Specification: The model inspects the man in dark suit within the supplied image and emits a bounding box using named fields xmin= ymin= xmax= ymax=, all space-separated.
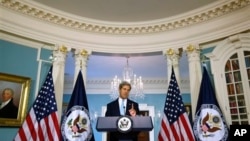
xmin=105 ymin=81 xmax=140 ymax=141
xmin=0 ymin=88 xmax=18 ymax=118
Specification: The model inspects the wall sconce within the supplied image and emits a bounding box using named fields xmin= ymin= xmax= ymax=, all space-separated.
xmin=156 ymin=110 xmax=162 ymax=119
xmin=49 ymin=54 xmax=57 ymax=62
xmin=90 ymin=111 xmax=98 ymax=123
xmin=155 ymin=110 xmax=162 ymax=123
xmin=94 ymin=111 xmax=98 ymax=120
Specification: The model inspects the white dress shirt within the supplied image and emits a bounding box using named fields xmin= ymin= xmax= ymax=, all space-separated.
xmin=119 ymin=97 xmax=127 ymax=115
xmin=0 ymin=99 xmax=11 ymax=109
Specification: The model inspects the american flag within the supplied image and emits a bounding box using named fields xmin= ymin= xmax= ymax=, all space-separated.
xmin=14 ymin=66 xmax=61 ymax=141
xmin=158 ymin=67 xmax=195 ymax=141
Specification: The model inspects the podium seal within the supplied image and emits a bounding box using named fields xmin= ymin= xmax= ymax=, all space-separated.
xmin=117 ymin=116 xmax=133 ymax=133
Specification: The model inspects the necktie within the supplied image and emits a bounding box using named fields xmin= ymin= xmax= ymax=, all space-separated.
xmin=120 ymin=99 xmax=125 ymax=115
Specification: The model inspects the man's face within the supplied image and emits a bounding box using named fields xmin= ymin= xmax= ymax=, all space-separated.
xmin=119 ymin=85 xmax=131 ymax=99
xmin=2 ymin=89 xmax=13 ymax=102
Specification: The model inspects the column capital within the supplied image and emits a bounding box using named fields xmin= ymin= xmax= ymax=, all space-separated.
xmin=74 ymin=49 xmax=92 ymax=58
xmin=73 ymin=48 xmax=91 ymax=86
xmin=163 ymin=48 xmax=183 ymax=57
xmin=54 ymin=45 xmax=69 ymax=54
xmin=162 ymin=48 xmax=182 ymax=86
xmin=52 ymin=45 xmax=68 ymax=66
xmin=185 ymin=44 xmax=201 ymax=63
xmin=73 ymin=48 xmax=91 ymax=69
xmin=163 ymin=48 xmax=183 ymax=68
xmin=185 ymin=44 xmax=200 ymax=53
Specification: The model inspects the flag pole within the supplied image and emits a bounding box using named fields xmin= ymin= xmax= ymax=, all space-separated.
xmin=80 ymin=60 xmax=82 ymax=70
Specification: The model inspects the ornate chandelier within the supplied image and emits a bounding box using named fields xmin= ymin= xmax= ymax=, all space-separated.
xmin=110 ymin=56 xmax=144 ymax=100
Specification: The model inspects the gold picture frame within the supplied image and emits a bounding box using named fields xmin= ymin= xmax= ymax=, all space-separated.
xmin=62 ymin=102 xmax=68 ymax=116
xmin=0 ymin=72 xmax=31 ymax=127
xmin=184 ymin=103 xmax=193 ymax=123
xmin=184 ymin=104 xmax=192 ymax=113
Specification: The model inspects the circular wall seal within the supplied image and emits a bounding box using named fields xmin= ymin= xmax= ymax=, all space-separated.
xmin=61 ymin=106 xmax=93 ymax=141
xmin=193 ymin=104 xmax=228 ymax=141
xmin=117 ymin=116 xmax=133 ymax=133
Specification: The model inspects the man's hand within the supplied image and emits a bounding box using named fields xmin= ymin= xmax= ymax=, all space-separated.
xmin=129 ymin=103 xmax=136 ymax=117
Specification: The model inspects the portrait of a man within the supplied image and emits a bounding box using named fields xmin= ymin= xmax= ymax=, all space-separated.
xmin=0 ymin=72 xmax=31 ymax=126
xmin=185 ymin=105 xmax=193 ymax=127
xmin=0 ymin=80 xmax=22 ymax=119
xmin=0 ymin=88 xmax=19 ymax=118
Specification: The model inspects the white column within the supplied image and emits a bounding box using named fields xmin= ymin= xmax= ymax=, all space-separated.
xmin=185 ymin=44 xmax=202 ymax=119
xmin=163 ymin=48 xmax=182 ymax=86
xmin=73 ymin=49 xmax=91 ymax=86
xmin=52 ymin=45 xmax=68 ymax=122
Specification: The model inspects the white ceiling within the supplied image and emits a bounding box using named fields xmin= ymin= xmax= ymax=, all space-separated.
xmin=34 ymin=0 xmax=217 ymax=22
xmin=33 ymin=0 xmax=211 ymax=79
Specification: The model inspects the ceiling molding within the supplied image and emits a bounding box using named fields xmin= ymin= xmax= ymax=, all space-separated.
xmin=1 ymin=0 xmax=249 ymax=35
xmin=0 ymin=30 xmax=53 ymax=49
xmin=1 ymin=0 xmax=249 ymax=54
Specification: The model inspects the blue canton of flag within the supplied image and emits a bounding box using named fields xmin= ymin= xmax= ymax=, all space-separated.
xmin=33 ymin=71 xmax=57 ymax=121
xmin=61 ymin=70 xmax=95 ymax=141
xmin=158 ymin=67 xmax=195 ymax=141
xmin=165 ymin=73 xmax=185 ymax=124
xmin=193 ymin=66 xmax=229 ymax=141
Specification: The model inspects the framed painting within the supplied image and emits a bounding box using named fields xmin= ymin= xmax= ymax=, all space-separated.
xmin=185 ymin=103 xmax=193 ymax=124
xmin=0 ymin=72 xmax=31 ymax=127
xmin=62 ymin=102 xmax=68 ymax=116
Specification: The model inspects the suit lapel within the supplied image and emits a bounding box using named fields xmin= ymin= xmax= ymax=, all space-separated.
xmin=126 ymin=99 xmax=132 ymax=115
xmin=114 ymin=99 xmax=121 ymax=116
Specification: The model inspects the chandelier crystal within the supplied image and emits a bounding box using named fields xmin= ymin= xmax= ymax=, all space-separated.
xmin=110 ymin=56 xmax=144 ymax=100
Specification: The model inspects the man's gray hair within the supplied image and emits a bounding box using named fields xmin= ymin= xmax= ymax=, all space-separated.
xmin=2 ymin=88 xmax=14 ymax=96
xmin=119 ymin=81 xmax=131 ymax=90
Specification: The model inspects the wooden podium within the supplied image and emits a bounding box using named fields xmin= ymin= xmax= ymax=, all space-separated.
xmin=96 ymin=116 xmax=153 ymax=141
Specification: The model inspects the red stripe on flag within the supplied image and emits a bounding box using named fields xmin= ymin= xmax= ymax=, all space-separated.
xmin=26 ymin=113 xmax=37 ymax=140
xmin=163 ymin=120 xmax=171 ymax=140
xmin=180 ymin=133 xmax=184 ymax=141
xmin=38 ymin=124 xmax=45 ymax=141
xmin=177 ymin=118 xmax=185 ymax=141
xmin=51 ymin=112 xmax=61 ymax=139
xmin=158 ymin=134 xmax=164 ymax=141
xmin=158 ymin=115 xmax=172 ymax=141
xmin=170 ymin=124 xmax=180 ymax=141
xmin=44 ymin=116 xmax=53 ymax=140
xmin=18 ymin=127 xmax=27 ymax=141
xmin=180 ymin=114 xmax=195 ymax=140
xmin=179 ymin=121 xmax=185 ymax=141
